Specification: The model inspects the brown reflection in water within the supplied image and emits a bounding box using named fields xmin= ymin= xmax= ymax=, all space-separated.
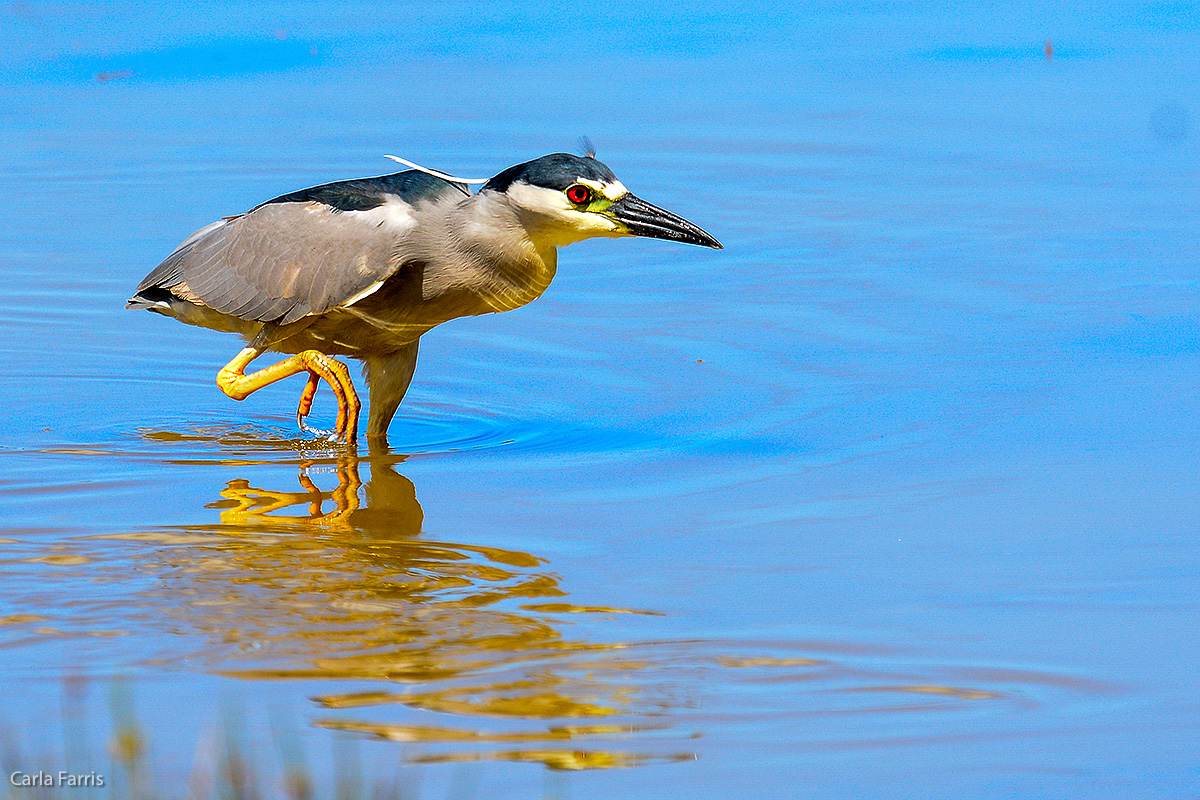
xmin=206 ymin=452 xmax=419 ymax=534
xmin=123 ymin=447 xmax=694 ymax=769
xmin=4 ymin=436 xmax=1028 ymax=771
xmin=410 ymin=748 xmax=695 ymax=770
xmin=317 ymin=720 xmax=695 ymax=770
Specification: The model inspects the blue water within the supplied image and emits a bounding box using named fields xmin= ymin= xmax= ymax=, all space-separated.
xmin=0 ymin=1 xmax=1197 ymax=797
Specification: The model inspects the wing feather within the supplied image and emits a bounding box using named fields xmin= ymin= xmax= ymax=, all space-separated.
xmin=135 ymin=171 xmax=468 ymax=324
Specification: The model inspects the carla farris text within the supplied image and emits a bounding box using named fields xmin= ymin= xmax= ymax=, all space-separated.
xmin=10 ymin=771 xmax=105 ymax=788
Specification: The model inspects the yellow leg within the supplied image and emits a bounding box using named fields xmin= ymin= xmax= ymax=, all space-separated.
xmin=216 ymin=347 xmax=361 ymax=444
xmin=297 ymin=372 xmax=320 ymax=418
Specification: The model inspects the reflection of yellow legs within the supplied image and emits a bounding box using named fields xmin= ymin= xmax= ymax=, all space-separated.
xmin=216 ymin=347 xmax=361 ymax=443
xmin=297 ymin=460 xmax=363 ymax=522
xmin=218 ymin=457 xmax=363 ymax=529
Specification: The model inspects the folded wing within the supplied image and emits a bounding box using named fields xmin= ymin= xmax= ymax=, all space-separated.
xmin=133 ymin=171 xmax=468 ymax=325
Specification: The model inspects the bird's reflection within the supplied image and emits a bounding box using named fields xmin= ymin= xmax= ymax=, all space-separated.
xmin=13 ymin=433 xmax=1020 ymax=774
xmin=146 ymin=443 xmax=691 ymax=770
xmin=209 ymin=449 xmax=421 ymax=535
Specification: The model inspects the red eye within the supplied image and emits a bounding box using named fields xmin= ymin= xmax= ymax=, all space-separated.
xmin=566 ymin=185 xmax=591 ymax=204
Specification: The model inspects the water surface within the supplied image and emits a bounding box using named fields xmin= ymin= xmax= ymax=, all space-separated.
xmin=0 ymin=1 xmax=1197 ymax=797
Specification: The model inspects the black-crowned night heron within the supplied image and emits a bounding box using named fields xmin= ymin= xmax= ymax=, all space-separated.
xmin=127 ymin=152 xmax=722 ymax=444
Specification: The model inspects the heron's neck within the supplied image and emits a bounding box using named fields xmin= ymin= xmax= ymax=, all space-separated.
xmin=448 ymin=193 xmax=559 ymax=313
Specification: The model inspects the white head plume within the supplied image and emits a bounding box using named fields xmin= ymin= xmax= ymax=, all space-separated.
xmin=383 ymin=155 xmax=489 ymax=185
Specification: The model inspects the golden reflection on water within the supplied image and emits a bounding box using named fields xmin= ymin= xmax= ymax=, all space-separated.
xmin=317 ymin=720 xmax=694 ymax=770
xmin=411 ymin=748 xmax=695 ymax=770
xmin=3 ymin=436 xmax=1019 ymax=771
xmin=118 ymin=446 xmax=696 ymax=768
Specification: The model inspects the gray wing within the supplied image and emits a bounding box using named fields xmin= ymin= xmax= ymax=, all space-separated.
xmin=134 ymin=171 xmax=468 ymax=325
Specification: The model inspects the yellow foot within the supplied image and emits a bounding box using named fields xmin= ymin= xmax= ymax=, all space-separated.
xmin=217 ymin=347 xmax=361 ymax=444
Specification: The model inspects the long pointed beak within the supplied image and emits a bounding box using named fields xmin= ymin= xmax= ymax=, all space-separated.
xmin=607 ymin=193 xmax=723 ymax=249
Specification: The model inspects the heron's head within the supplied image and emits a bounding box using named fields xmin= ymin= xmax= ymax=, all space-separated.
xmin=481 ymin=153 xmax=722 ymax=250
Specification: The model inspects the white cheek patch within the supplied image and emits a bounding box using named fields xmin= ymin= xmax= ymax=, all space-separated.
xmin=506 ymin=182 xmax=576 ymax=216
xmin=505 ymin=182 xmax=623 ymax=244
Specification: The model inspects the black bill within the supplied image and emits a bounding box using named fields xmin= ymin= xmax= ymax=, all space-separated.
xmin=608 ymin=193 xmax=723 ymax=249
